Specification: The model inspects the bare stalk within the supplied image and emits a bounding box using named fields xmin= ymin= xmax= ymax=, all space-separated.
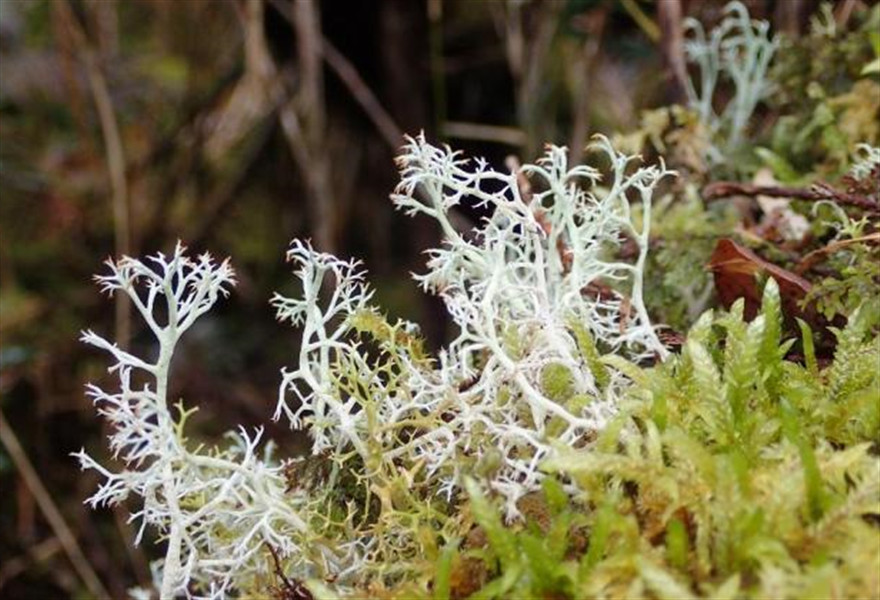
xmin=269 ymin=0 xmax=405 ymax=153
xmin=0 ymin=410 xmax=109 ymax=600
xmin=58 ymin=0 xmax=131 ymax=349
xmin=657 ymin=0 xmax=688 ymax=103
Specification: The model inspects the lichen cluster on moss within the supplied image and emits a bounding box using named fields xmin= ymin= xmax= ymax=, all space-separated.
xmin=370 ymin=282 xmax=879 ymax=600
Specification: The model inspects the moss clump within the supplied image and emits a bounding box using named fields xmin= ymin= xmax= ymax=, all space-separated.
xmin=390 ymin=280 xmax=880 ymax=600
xmin=540 ymin=362 xmax=575 ymax=403
xmin=569 ymin=319 xmax=611 ymax=391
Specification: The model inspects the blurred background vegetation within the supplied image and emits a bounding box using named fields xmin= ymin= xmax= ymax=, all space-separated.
xmin=0 ymin=0 xmax=875 ymax=598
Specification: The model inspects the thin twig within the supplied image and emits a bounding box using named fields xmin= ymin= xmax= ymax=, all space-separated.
xmin=269 ymin=0 xmax=405 ymax=152
xmin=835 ymin=0 xmax=858 ymax=28
xmin=703 ymin=181 xmax=880 ymax=212
xmin=0 ymin=538 xmax=63 ymax=590
xmin=505 ymin=155 xmax=532 ymax=203
xmin=567 ymin=6 xmax=607 ymax=161
xmin=111 ymin=504 xmax=152 ymax=592
xmin=795 ymin=232 xmax=880 ymax=275
xmin=293 ymin=0 xmax=325 ymax=140
xmin=58 ymin=0 xmax=131 ymax=348
xmin=657 ymin=0 xmax=688 ymax=104
xmin=519 ymin=2 xmax=559 ymax=156
xmin=293 ymin=0 xmax=334 ymax=253
xmin=443 ymin=121 xmax=526 ymax=147
xmin=189 ymin=118 xmax=276 ymax=247
xmin=620 ymin=0 xmax=660 ymax=42
xmin=265 ymin=543 xmax=312 ymax=600
xmin=428 ymin=0 xmax=447 ymax=140
xmin=321 ymin=38 xmax=404 ymax=149
xmin=0 ymin=410 xmax=110 ymax=600
xmin=284 ymin=0 xmax=334 ymax=252
xmin=774 ymin=0 xmax=806 ymax=36
xmin=57 ymin=7 xmax=150 ymax=586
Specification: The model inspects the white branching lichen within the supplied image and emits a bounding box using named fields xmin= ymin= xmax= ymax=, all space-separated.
xmin=684 ymin=1 xmax=778 ymax=155
xmin=74 ymin=245 xmax=333 ymax=599
xmin=80 ymin=136 xmax=674 ymax=597
xmin=849 ymin=144 xmax=880 ymax=181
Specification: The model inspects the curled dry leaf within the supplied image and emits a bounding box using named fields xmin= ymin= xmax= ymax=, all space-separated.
xmin=708 ymin=238 xmax=812 ymax=322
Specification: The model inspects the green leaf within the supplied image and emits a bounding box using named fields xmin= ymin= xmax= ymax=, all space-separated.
xmin=796 ymin=318 xmax=818 ymax=378
xmin=466 ymin=564 xmax=523 ymax=600
xmin=666 ymin=518 xmax=689 ymax=570
xmin=754 ymin=147 xmax=802 ymax=183
xmin=651 ymin=385 xmax=669 ymax=432
xmin=685 ymin=338 xmax=721 ymax=402
xmin=861 ymin=57 xmax=880 ymax=75
xmin=433 ymin=542 xmax=458 ymax=600
xmin=724 ymin=316 xmax=765 ymax=430
xmin=712 ymin=574 xmax=742 ymax=600
xmin=687 ymin=310 xmax=715 ymax=345
xmin=542 ymin=477 xmax=568 ymax=516
xmin=464 ymin=478 xmax=518 ymax=567
xmin=545 ymin=511 xmax=572 ymax=563
xmin=663 ymin=427 xmax=717 ymax=485
xmin=597 ymin=415 xmax=628 ymax=453
xmin=582 ymin=501 xmax=614 ymax=571
xmin=602 ymin=354 xmax=648 ymax=387
xmin=758 ymin=278 xmax=783 ymax=384
xmin=306 ymin=580 xmax=344 ymax=600
xmin=862 ymin=32 xmax=880 ymax=75
xmin=779 ymin=401 xmax=828 ymax=521
xmin=520 ymin=533 xmax=558 ymax=589
xmin=637 ymin=557 xmax=697 ymax=600
xmin=541 ymin=362 xmax=575 ymax=402
xmin=569 ymin=319 xmax=610 ymax=390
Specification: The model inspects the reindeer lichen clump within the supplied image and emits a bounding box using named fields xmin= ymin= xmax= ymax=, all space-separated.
xmin=74 ymin=246 xmax=350 ymax=598
xmin=78 ymin=136 xmax=673 ymax=597
xmin=683 ymin=1 xmax=778 ymax=158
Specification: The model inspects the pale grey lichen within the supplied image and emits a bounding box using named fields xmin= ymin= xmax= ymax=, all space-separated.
xmin=684 ymin=1 xmax=778 ymax=157
xmin=80 ymin=136 xmax=674 ymax=597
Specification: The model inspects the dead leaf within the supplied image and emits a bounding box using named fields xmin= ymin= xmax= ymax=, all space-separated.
xmin=708 ymin=238 xmax=812 ymax=322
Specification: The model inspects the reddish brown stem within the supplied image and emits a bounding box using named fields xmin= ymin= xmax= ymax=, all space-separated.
xmin=703 ymin=181 xmax=880 ymax=212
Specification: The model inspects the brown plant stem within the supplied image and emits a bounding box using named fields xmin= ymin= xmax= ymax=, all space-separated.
xmin=621 ymin=0 xmax=660 ymax=42
xmin=0 ymin=538 xmax=63 ymax=590
xmin=57 ymin=0 xmax=131 ymax=349
xmin=427 ymin=0 xmax=447 ymax=141
xmin=0 ymin=410 xmax=109 ymax=600
xmin=567 ymin=6 xmax=607 ymax=162
xmin=444 ymin=121 xmax=526 ymax=147
xmin=269 ymin=0 xmax=434 ymax=268
xmin=269 ymin=0 xmax=405 ymax=153
xmin=294 ymin=0 xmax=335 ymax=253
xmin=657 ymin=0 xmax=688 ymax=104
xmin=703 ymin=181 xmax=880 ymax=212
xmin=795 ymin=232 xmax=880 ymax=275
xmin=321 ymin=39 xmax=403 ymax=149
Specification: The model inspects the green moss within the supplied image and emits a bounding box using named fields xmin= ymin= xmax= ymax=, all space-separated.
xmin=540 ymin=362 xmax=575 ymax=403
xmin=397 ymin=283 xmax=880 ymax=600
xmin=568 ymin=319 xmax=610 ymax=391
